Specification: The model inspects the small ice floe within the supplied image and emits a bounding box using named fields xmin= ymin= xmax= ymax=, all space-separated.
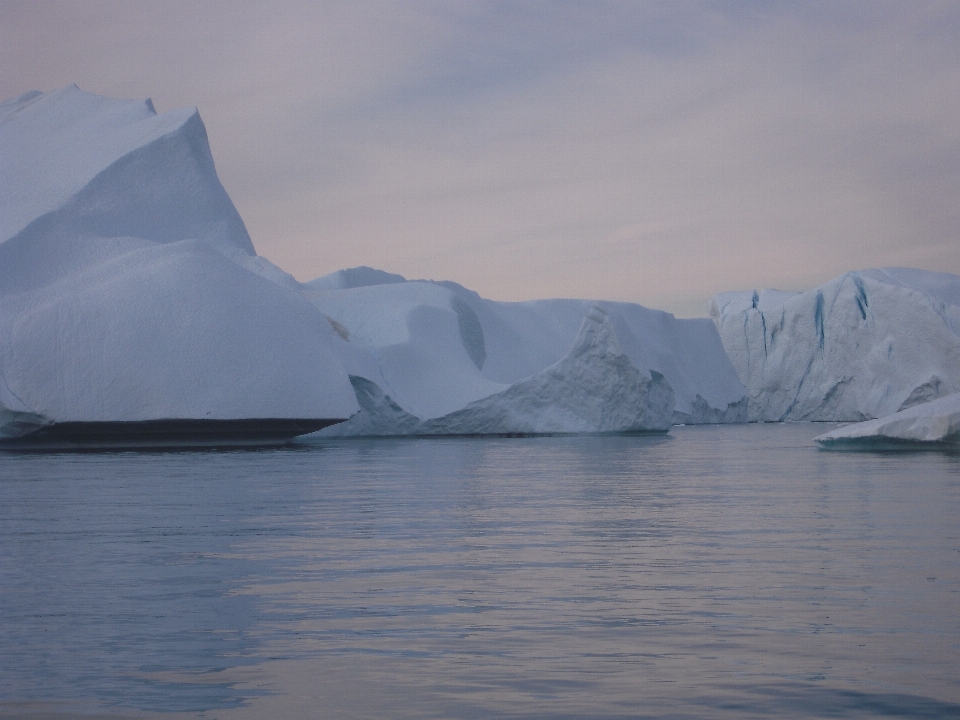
xmin=815 ymin=393 xmax=960 ymax=449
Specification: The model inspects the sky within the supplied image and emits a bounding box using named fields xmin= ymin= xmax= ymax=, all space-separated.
xmin=2 ymin=1 xmax=959 ymax=316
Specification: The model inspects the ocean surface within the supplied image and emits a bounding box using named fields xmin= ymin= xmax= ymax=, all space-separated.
xmin=1 ymin=423 xmax=958 ymax=719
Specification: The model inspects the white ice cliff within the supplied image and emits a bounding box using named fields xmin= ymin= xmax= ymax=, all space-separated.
xmin=815 ymin=392 xmax=960 ymax=448
xmin=0 ymin=86 xmax=358 ymax=437
xmin=710 ymin=268 xmax=960 ymax=422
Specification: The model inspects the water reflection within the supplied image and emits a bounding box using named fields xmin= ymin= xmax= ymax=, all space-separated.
xmin=1 ymin=425 xmax=958 ymax=717
xmin=0 ymin=451 xmax=272 ymax=712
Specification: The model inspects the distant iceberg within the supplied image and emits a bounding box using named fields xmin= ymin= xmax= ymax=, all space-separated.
xmin=815 ymin=393 xmax=960 ymax=449
xmin=710 ymin=268 xmax=960 ymax=422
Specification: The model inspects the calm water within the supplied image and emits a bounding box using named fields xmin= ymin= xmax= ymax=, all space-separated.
xmin=1 ymin=424 xmax=958 ymax=719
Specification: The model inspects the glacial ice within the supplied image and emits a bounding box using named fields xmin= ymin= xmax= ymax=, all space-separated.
xmin=815 ymin=392 xmax=960 ymax=448
xmin=710 ymin=268 xmax=960 ymax=422
xmin=0 ymin=84 xmax=747 ymax=440
xmin=304 ymin=280 xmax=507 ymax=421
xmin=0 ymin=85 xmax=358 ymax=436
xmin=305 ymin=266 xmax=407 ymax=293
xmin=306 ymin=269 xmax=747 ymax=435
xmin=419 ymin=305 xmax=674 ymax=435
xmin=320 ymin=305 xmax=675 ymax=436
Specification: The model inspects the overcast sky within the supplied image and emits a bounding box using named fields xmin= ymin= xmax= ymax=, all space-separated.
xmin=2 ymin=1 xmax=959 ymax=316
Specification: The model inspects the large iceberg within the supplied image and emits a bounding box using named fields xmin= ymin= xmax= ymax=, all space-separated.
xmin=305 ymin=270 xmax=747 ymax=436
xmin=1 ymin=85 xmax=749 ymax=442
xmin=321 ymin=305 xmax=675 ymax=436
xmin=710 ymin=268 xmax=960 ymax=422
xmin=420 ymin=306 xmax=674 ymax=435
xmin=0 ymin=86 xmax=358 ymax=442
xmin=815 ymin=392 xmax=960 ymax=448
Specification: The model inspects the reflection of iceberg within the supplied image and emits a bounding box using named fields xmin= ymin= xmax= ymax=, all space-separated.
xmin=0 ymin=86 xmax=357 ymax=444
xmin=815 ymin=393 xmax=960 ymax=449
xmin=711 ymin=268 xmax=960 ymax=422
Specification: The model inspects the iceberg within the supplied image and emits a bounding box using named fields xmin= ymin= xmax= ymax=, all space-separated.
xmin=1 ymin=85 xmax=748 ymax=442
xmin=710 ymin=268 xmax=960 ymax=422
xmin=0 ymin=86 xmax=358 ymax=444
xmin=307 ymin=269 xmax=747 ymax=436
xmin=815 ymin=393 xmax=960 ymax=448
xmin=419 ymin=305 xmax=674 ymax=435
xmin=304 ymin=280 xmax=506 ymax=421
xmin=320 ymin=305 xmax=674 ymax=436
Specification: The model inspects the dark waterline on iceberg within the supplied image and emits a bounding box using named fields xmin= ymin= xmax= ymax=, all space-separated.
xmin=1 ymin=424 xmax=958 ymax=718
xmin=0 ymin=418 xmax=345 ymax=451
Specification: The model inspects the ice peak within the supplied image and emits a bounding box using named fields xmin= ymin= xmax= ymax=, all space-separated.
xmin=0 ymin=85 xmax=254 ymax=255
xmin=570 ymin=304 xmax=621 ymax=359
xmin=306 ymin=266 xmax=408 ymax=292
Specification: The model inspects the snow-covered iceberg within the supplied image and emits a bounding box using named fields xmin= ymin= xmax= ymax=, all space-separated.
xmin=306 ymin=270 xmax=746 ymax=436
xmin=710 ymin=268 xmax=960 ymax=422
xmin=0 ymin=86 xmax=358 ymax=442
xmin=2 ymin=85 xmax=748 ymax=442
xmin=420 ymin=305 xmax=673 ymax=435
xmin=320 ymin=305 xmax=674 ymax=436
xmin=305 ymin=280 xmax=506 ymax=421
xmin=815 ymin=393 xmax=960 ymax=449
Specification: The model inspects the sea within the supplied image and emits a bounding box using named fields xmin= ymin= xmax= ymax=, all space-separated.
xmin=1 ymin=423 xmax=958 ymax=719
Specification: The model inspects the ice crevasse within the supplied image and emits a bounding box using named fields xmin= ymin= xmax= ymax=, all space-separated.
xmin=710 ymin=268 xmax=960 ymax=422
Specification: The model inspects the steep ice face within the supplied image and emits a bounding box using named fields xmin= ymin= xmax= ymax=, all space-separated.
xmin=420 ymin=305 xmax=674 ymax=435
xmin=0 ymin=87 xmax=358 ymax=435
xmin=710 ymin=268 xmax=960 ymax=421
xmin=0 ymin=85 xmax=255 ymax=258
xmin=314 ymin=375 xmax=423 ymax=437
xmin=815 ymin=392 xmax=960 ymax=447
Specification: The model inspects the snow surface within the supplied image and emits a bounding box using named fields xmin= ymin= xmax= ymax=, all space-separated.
xmin=305 ymin=269 xmax=747 ymax=434
xmin=303 ymin=280 xmax=506 ymax=420
xmin=0 ymin=86 xmax=358 ymax=435
xmin=305 ymin=266 xmax=407 ymax=293
xmin=815 ymin=392 xmax=960 ymax=447
xmin=710 ymin=268 xmax=960 ymax=422
xmin=1 ymin=85 xmax=255 ymax=255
